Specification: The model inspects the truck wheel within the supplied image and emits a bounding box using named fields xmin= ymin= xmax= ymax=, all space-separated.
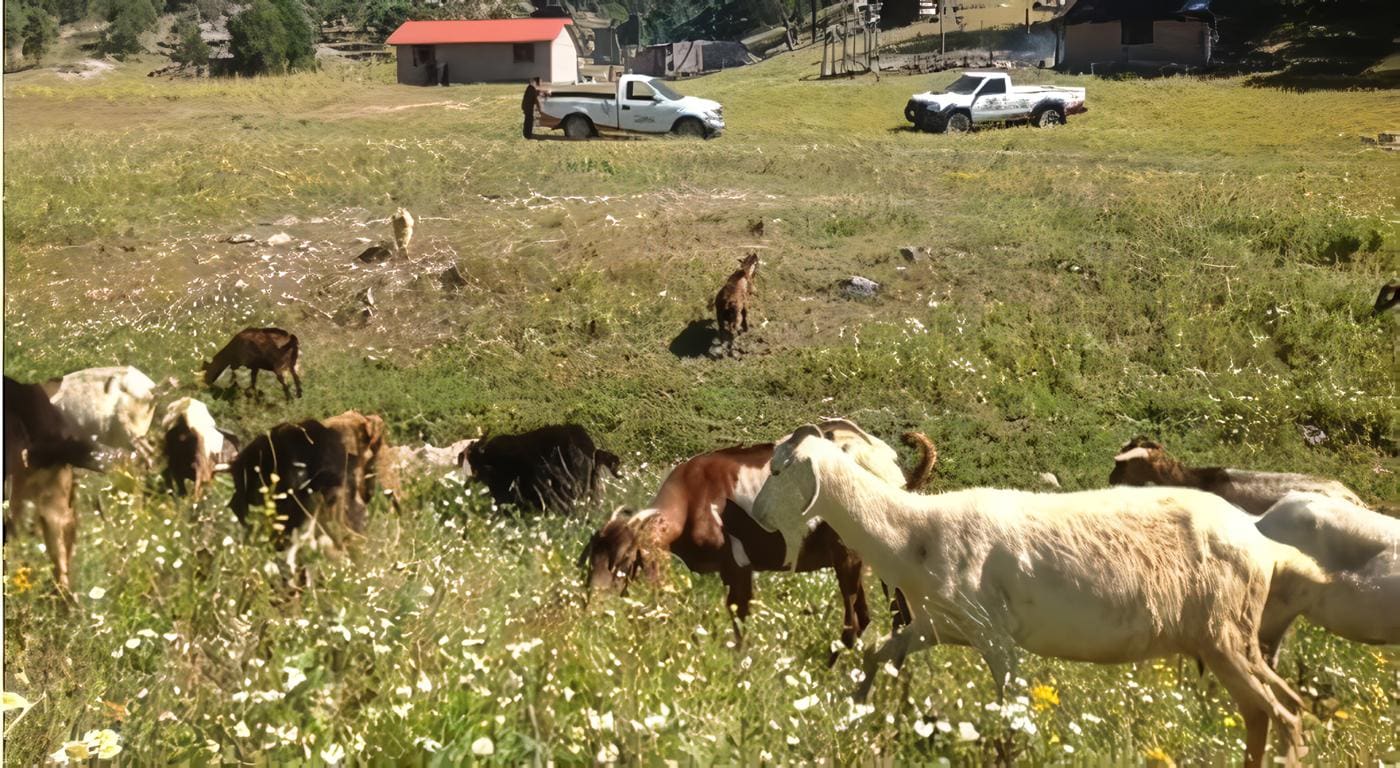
xmin=1033 ymin=105 xmax=1065 ymax=128
xmin=945 ymin=112 xmax=971 ymax=134
xmin=672 ymin=117 xmax=706 ymax=138
xmin=563 ymin=115 xmax=593 ymax=140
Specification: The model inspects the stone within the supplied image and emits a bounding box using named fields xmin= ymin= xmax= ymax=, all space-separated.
xmin=265 ymin=232 xmax=293 ymax=246
xmin=225 ymin=233 xmax=255 ymax=244
xmin=839 ymin=275 xmax=881 ymax=298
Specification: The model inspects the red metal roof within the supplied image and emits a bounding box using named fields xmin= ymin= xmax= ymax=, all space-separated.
xmin=386 ymin=18 xmax=573 ymax=46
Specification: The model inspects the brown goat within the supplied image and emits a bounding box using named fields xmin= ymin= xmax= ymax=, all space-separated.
xmin=202 ymin=327 xmax=302 ymax=400
xmin=4 ymin=376 xmax=102 ymax=597
xmin=1109 ymin=436 xmax=1366 ymax=515
xmin=714 ymin=253 xmax=759 ymax=346
xmin=322 ymin=410 xmax=402 ymax=530
xmin=580 ymin=423 xmax=935 ymax=662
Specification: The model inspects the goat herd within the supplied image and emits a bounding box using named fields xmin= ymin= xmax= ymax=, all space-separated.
xmin=4 ymin=314 xmax=1398 ymax=767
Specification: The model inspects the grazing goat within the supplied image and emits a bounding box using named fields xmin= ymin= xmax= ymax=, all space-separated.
xmin=1109 ymin=437 xmax=1365 ymax=515
xmin=579 ymin=421 xmax=936 ymax=660
xmin=751 ymin=426 xmax=1326 ymax=768
xmin=464 ymin=425 xmax=620 ymax=514
xmin=46 ymin=366 xmax=158 ymax=464
xmin=160 ymin=397 xmax=229 ymax=501
xmin=713 ymin=253 xmax=759 ymax=346
xmin=4 ymin=377 xmax=102 ymax=595
xmin=322 ymin=410 xmax=402 ymax=522
xmin=203 ymin=327 xmax=303 ymax=401
xmin=229 ymin=420 xmax=350 ymax=549
xmin=1257 ymin=492 xmax=1399 ymax=659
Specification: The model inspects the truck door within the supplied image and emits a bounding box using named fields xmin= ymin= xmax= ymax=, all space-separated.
xmin=620 ymin=79 xmax=663 ymax=132
xmin=971 ymin=77 xmax=1009 ymax=123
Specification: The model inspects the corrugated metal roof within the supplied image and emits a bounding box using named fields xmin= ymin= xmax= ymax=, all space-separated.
xmin=1057 ymin=0 xmax=1212 ymax=23
xmin=386 ymin=18 xmax=572 ymax=46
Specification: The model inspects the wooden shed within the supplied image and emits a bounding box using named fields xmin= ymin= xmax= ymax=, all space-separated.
xmin=387 ymin=18 xmax=578 ymax=85
xmin=1055 ymin=0 xmax=1214 ymax=73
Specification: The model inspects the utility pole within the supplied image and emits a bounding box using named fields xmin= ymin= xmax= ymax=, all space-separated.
xmin=939 ymin=0 xmax=945 ymax=57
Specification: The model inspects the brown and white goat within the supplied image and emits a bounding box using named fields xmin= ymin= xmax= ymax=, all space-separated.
xmin=713 ymin=253 xmax=758 ymax=346
xmin=4 ymin=376 xmax=103 ymax=596
xmin=1108 ymin=437 xmax=1365 ymax=515
xmin=322 ymin=410 xmax=402 ymax=527
xmin=160 ymin=397 xmax=236 ymax=501
xmin=202 ymin=327 xmax=303 ymax=401
xmin=580 ymin=421 xmax=935 ymax=661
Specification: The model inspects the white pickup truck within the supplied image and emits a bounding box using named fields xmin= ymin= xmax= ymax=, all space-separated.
xmin=904 ymin=71 xmax=1086 ymax=133
xmin=536 ymin=74 xmax=725 ymax=139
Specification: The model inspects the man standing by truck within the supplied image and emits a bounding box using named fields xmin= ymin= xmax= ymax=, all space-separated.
xmin=522 ymin=77 xmax=541 ymax=139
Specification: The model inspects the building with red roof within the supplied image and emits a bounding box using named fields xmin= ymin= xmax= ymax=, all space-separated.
xmin=387 ymin=18 xmax=578 ymax=85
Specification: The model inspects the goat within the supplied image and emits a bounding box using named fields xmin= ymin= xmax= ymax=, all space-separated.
xmin=463 ymin=425 xmax=620 ymax=514
xmin=202 ymin=327 xmax=303 ymax=401
xmin=1375 ymin=282 xmax=1399 ymax=314
xmin=45 ymin=366 xmax=158 ymax=464
xmin=229 ymin=420 xmax=350 ymax=550
xmin=392 ymin=207 xmax=415 ymax=257
xmin=322 ymin=410 xmax=402 ymax=525
xmin=4 ymin=377 xmax=102 ymax=596
xmin=751 ymin=426 xmax=1326 ymax=768
xmin=713 ymin=253 xmax=759 ymax=347
xmin=160 ymin=397 xmax=227 ymax=501
xmin=1257 ymin=492 xmax=1399 ymax=660
xmin=579 ymin=421 xmax=936 ymax=661
xmin=1109 ymin=437 xmax=1365 ymax=515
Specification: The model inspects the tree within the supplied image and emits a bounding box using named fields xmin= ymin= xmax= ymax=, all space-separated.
xmin=361 ymin=0 xmax=412 ymax=37
xmin=228 ymin=0 xmax=315 ymax=75
xmin=101 ymin=0 xmax=158 ymax=56
xmin=24 ymin=8 xmax=59 ymax=60
xmin=170 ymin=17 xmax=209 ymax=66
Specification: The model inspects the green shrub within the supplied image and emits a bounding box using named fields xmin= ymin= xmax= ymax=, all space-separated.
xmin=228 ymin=0 xmax=316 ymax=75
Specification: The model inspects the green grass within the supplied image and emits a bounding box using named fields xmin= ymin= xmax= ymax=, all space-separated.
xmin=3 ymin=48 xmax=1399 ymax=765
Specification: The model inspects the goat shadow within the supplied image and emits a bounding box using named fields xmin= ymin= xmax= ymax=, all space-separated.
xmin=669 ymin=320 xmax=726 ymax=359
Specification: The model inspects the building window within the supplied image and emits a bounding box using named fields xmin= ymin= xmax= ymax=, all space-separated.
xmin=412 ymin=45 xmax=434 ymax=66
xmin=514 ymin=44 xmax=535 ymax=63
xmin=1122 ymin=18 xmax=1153 ymax=45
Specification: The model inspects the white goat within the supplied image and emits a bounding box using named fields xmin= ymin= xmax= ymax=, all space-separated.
xmin=1257 ymin=491 xmax=1399 ymax=656
xmin=47 ymin=366 xmax=157 ymax=462
xmin=160 ymin=397 xmax=229 ymax=500
xmin=751 ymin=426 xmax=1327 ymax=768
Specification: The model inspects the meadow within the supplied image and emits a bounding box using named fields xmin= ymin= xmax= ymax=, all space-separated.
xmin=2 ymin=45 xmax=1398 ymax=765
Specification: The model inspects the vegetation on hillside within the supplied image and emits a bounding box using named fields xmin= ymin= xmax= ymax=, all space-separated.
xmin=228 ymin=0 xmax=316 ymax=74
xmin=2 ymin=36 xmax=1397 ymax=768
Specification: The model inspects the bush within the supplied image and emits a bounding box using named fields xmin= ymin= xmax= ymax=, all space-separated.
xmin=228 ymin=0 xmax=315 ymax=75
xmin=170 ymin=17 xmax=210 ymax=66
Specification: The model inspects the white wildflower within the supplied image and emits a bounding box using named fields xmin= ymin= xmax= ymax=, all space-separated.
xmin=471 ymin=736 xmax=494 ymax=756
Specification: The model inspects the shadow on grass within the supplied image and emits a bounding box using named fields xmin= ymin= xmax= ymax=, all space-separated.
xmin=669 ymin=320 xmax=724 ymax=359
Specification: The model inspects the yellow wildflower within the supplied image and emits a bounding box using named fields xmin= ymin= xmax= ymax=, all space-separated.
xmin=1143 ymin=747 xmax=1176 ymax=768
xmin=1333 ymin=709 xmax=1349 ymax=720
xmin=9 ymin=566 xmax=34 ymax=594
xmin=1031 ymin=684 xmax=1060 ymax=711
xmin=1223 ymin=715 xmax=1237 ymax=728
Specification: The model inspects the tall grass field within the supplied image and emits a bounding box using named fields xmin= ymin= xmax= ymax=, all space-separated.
xmin=3 ymin=46 xmax=1398 ymax=766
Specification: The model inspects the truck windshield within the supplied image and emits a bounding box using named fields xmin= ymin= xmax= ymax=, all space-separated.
xmin=648 ymin=80 xmax=683 ymax=101
xmin=944 ymin=75 xmax=985 ymax=94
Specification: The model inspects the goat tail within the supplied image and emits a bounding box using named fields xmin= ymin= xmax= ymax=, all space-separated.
xmin=900 ymin=431 xmax=937 ymax=491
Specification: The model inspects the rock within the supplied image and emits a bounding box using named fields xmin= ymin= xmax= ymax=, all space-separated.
xmin=1038 ymin=472 xmax=1061 ymax=489
xmin=357 ymin=244 xmax=394 ymax=263
xmin=839 ymin=275 xmax=881 ymax=298
xmin=1300 ymin=425 xmax=1327 ymax=447
xmin=225 ymin=233 xmax=255 ymax=244
xmin=440 ymin=263 xmax=468 ymax=289
xmin=265 ymin=232 xmax=293 ymax=246
xmin=274 ymin=215 xmax=300 ymax=227
xmin=296 ymin=241 xmax=315 ymax=252
xmin=354 ymin=237 xmax=373 ymax=244
xmin=900 ymin=245 xmax=929 ymax=262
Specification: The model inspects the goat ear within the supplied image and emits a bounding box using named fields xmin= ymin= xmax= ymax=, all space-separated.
xmin=1114 ymin=446 xmax=1152 ymax=463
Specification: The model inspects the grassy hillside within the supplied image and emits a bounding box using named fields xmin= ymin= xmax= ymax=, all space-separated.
xmin=3 ymin=49 xmax=1398 ymax=765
